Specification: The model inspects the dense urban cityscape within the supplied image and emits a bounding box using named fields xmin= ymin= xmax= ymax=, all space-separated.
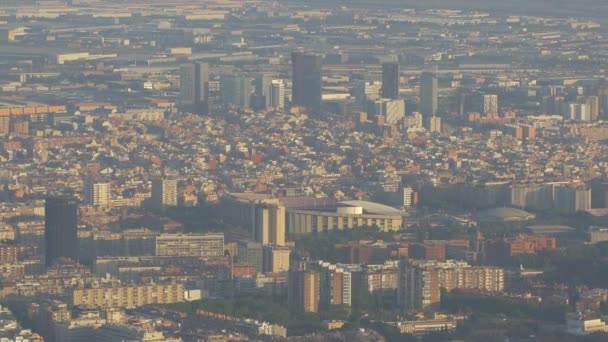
xmin=1 ymin=0 xmax=608 ymax=341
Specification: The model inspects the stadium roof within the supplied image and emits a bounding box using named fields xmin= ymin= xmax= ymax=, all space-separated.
xmin=339 ymin=200 xmax=402 ymax=215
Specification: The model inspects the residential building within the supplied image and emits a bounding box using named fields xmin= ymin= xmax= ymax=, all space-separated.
xmin=262 ymin=246 xmax=291 ymax=273
xmin=71 ymin=283 xmax=184 ymax=309
xmin=155 ymin=233 xmax=224 ymax=259
xmin=398 ymin=260 xmax=504 ymax=310
xmin=83 ymin=179 xmax=110 ymax=208
xmin=151 ymin=178 xmax=177 ymax=210
xmin=288 ymin=270 xmax=320 ymax=313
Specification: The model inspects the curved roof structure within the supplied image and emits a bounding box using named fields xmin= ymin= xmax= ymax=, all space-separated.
xmin=478 ymin=207 xmax=535 ymax=222
xmin=338 ymin=200 xmax=402 ymax=216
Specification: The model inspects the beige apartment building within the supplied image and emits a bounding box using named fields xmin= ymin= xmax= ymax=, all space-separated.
xmin=71 ymin=283 xmax=184 ymax=309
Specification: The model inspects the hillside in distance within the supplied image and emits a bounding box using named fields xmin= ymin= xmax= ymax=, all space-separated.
xmin=281 ymin=0 xmax=608 ymax=19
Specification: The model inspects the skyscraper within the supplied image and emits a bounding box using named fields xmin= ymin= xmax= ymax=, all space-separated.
xmin=420 ymin=72 xmax=438 ymax=117
xmin=269 ymin=80 xmax=285 ymax=109
xmin=220 ymin=75 xmax=252 ymax=108
xmin=45 ymin=196 xmax=78 ymax=266
xmin=179 ymin=62 xmax=209 ymax=114
xmin=291 ymin=51 xmax=322 ymax=113
xmin=382 ymin=61 xmax=399 ymax=99
xmin=255 ymin=74 xmax=272 ymax=109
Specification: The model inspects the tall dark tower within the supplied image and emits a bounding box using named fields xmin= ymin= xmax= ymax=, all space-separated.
xmin=291 ymin=51 xmax=322 ymax=113
xmin=420 ymin=71 xmax=438 ymax=117
xmin=45 ymin=196 xmax=78 ymax=266
xmin=382 ymin=61 xmax=399 ymax=99
xmin=179 ymin=62 xmax=210 ymax=114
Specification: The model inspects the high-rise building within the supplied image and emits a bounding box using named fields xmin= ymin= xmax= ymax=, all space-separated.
xmin=45 ymin=196 xmax=78 ymax=266
xmin=83 ymin=179 xmax=110 ymax=208
xmin=263 ymin=246 xmax=291 ymax=273
xmin=374 ymin=98 xmax=405 ymax=124
xmin=402 ymin=187 xmax=415 ymax=208
xmin=353 ymin=80 xmax=382 ymax=107
xmin=311 ymin=261 xmax=353 ymax=308
xmin=255 ymin=74 xmax=272 ymax=98
xmin=483 ymin=94 xmax=498 ymax=115
xmin=291 ymin=51 xmax=322 ymax=113
xmin=569 ymin=103 xmax=591 ymax=121
xmin=382 ymin=61 xmax=400 ymax=100
xmin=151 ymin=178 xmax=177 ymax=210
xmin=398 ymin=260 xmax=504 ymax=310
xmin=179 ymin=62 xmax=209 ymax=114
xmin=586 ymin=96 xmax=600 ymax=121
xmin=269 ymin=80 xmax=285 ymax=109
xmin=156 ymin=233 xmax=224 ymax=259
xmin=420 ymin=72 xmax=438 ymax=117
xmin=553 ymin=185 xmax=592 ymax=213
xmin=429 ymin=116 xmax=442 ymax=133
xmin=288 ymin=270 xmax=320 ymax=313
xmin=598 ymin=80 xmax=608 ymax=119
xmin=220 ymin=75 xmax=252 ymax=108
xmin=255 ymin=203 xmax=286 ymax=246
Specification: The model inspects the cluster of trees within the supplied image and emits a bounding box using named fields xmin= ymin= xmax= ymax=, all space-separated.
xmin=293 ymin=227 xmax=397 ymax=262
xmin=165 ymin=295 xmax=351 ymax=336
xmin=440 ymin=289 xmax=569 ymax=323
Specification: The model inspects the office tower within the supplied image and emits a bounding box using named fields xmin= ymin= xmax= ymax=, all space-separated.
xmin=543 ymin=95 xmax=566 ymax=116
xmin=586 ymin=96 xmax=600 ymax=121
xmin=45 ymin=196 xmax=78 ymax=266
xmin=430 ymin=116 xmax=442 ymax=133
xmin=220 ymin=75 xmax=252 ymax=108
xmin=255 ymin=203 xmax=286 ymax=246
xmin=263 ymin=246 xmax=291 ymax=273
xmin=291 ymin=51 xmax=322 ymax=113
xmin=156 ymin=233 xmax=224 ymax=259
xmin=483 ymin=94 xmax=498 ymax=115
xmin=151 ymin=178 xmax=177 ymax=210
xmin=83 ymin=179 xmax=110 ymax=208
xmin=269 ymin=80 xmax=285 ymax=109
xmin=374 ymin=98 xmax=405 ymax=124
xmin=237 ymin=241 xmax=263 ymax=272
xmin=179 ymin=62 xmax=209 ymax=114
xmin=255 ymin=74 xmax=272 ymax=108
xmin=419 ymin=72 xmax=438 ymax=117
xmin=382 ymin=61 xmax=400 ymax=99
xmin=288 ymin=270 xmax=320 ymax=313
